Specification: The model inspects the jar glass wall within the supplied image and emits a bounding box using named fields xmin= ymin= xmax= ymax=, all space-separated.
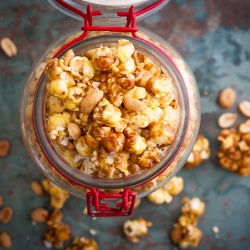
xmin=20 ymin=27 xmax=200 ymax=199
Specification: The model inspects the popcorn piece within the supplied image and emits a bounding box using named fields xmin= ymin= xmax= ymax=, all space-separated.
xmin=47 ymin=112 xmax=71 ymax=133
xmin=92 ymin=46 xmax=114 ymax=71
xmin=44 ymin=210 xmax=70 ymax=249
xmin=94 ymin=127 xmax=125 ymax=153
xmin=143 ymin=56 xmax=161 ymax=75
xmin=148 ymin=74 xmax=173 ymax=98
xmin=124 ymin=127 xmax=147 ymax=155
xmin=147 ymin=188 xmax=173 ymax=205
xmin=44 ymin=59 xmax=63 ymax=81
xmin=217 ymin=120 xmax=250 ymax=176
xmin=170 ymin=197 xmax=205 ymax=249
xmin=93 ymin=99 xmax=127 ymax=133
xmin=116 ymin=71 xmax=135 ymax=90
xmin=185 ymin=135 xmax=210 ymax=169
xmin=41 ymin=179 xmax=69 ymax=209
xmin=137 ymin=148 xmax=160 ymax=169
xmin=46 ymin=96 xmax=65 ymax=115
xmin=76 ymin=136 xmax=93 ymax=156
xmin=66 ymin=237 xmax=99 ymax=250
xmin=117 ymin=39 xmax=135 ymax=63
xmin=46 ymin=79 xmax=68 ymax=99
xmin=147 ymin=176 xmax=183 ymax=205
xmin=149 ymin=121 xmax=175 ymax=146
xmin=123 ymin=217 xmax=152 ymax=243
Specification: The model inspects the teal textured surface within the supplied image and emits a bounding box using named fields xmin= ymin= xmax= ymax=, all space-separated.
xmin=0 ymin=0 xmax=250 ymax=249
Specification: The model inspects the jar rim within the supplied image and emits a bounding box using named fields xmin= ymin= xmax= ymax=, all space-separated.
xmin=33 ymin=34 xmax=189 ymax=190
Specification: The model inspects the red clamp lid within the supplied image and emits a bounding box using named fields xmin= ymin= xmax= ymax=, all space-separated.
xmin=48 ymin=0 xmax=169 ymax=22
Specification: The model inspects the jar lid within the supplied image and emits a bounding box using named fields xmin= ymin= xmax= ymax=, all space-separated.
xmin=48 ymin=0 xmax=169 ymax=22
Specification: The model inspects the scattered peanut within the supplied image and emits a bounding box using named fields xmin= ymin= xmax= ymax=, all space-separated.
xmin=0 ymin=140 xmax=10 ymax=157
xmin=68 ymin=123 xmax=81 ymax=140
xmin=30 ymin=181 xmax=44 ymax=196
xmin=218 ymin=113 xmax=237 ymax=128
xmin=0 ymin=207 xmax=13 ymax=223
xmin=0 ymin=196 xmax=3 ymax=207
xmin=30 ymin=208 xmax=49 ymax=223
xmin=0 ymin=232 xmax=12 ymax=249
xmin=218 ymin=87 xmax=236 ymax=108
xmin=0 ymin=37 xmax=17 ymax=57
xmin=123 ymin=97 xmax=146 ymax=112
xmin=238 ymin=100 xmax=250 ymax=118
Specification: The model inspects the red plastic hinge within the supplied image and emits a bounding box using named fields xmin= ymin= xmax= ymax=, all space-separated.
xmin=86 ymin=188 xmax=136 ymax=217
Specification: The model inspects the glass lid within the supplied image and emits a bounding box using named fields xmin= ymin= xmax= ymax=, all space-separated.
xmin=48 ymin=0 xmax=169 ymax=22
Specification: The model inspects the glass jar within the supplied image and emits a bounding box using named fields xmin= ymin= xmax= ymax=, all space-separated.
xmin=20 ymin=3 xmax=200 ymax=216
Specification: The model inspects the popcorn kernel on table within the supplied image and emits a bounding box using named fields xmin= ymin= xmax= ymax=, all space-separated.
xmin=217 ymin=119 xmax=250 ymax=176
xmin=41 ymin=179 xmax=69 ymax=209
xmin=147 ymin=176 xmax=184 ymax=205
xmin=170 ymin=197 xmax=205 ymax=249
xmin=123 ymin=217 xmax=152 ymax=243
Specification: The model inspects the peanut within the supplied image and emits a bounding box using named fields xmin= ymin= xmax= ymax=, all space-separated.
xmin=30 ymin=208 xmax=49 ymax=222
xmin=0 ymin=37 xmax=17 ymax=57
xmin=30 ymin=181 xmax=44 ymax=196
xmin=68 ymin=123 xmax=81 ymax=140
xmin=218 ymin=113 xmax=237 ymax=128
xmin=0 ymin=232 xmax=12 ymax=248
xmin=81 ymin=88 xmax=104 ymax=114
xmin=0 ymin=140 xmax=10 ymax=157
xmin=123 ymin=97 xmax=146 ymax=112
xmin=218 ymin=87 xmax=236 ymax=108
xmin=0 ymin=207 xmax=13 ymax=223
xmin=238 ymin=100 xmax=250 ymax=117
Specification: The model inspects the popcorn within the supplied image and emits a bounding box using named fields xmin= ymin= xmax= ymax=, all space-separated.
xmin=217 ymin=120 xmax=250 ymax=176
xmin=170 ymin=197 xmax=205 ymax=249
xmin=44 ymin=40 xmax=179 ymax=179
xmin=41 ymin=179 xmax=69 ymax=209
xmin=123 ymin=217 xmax=152 ymax=243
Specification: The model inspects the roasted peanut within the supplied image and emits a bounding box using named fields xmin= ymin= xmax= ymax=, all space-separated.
xmin=81 ymin=88 xmax=104 ymax=114
xmin=0 ymin=207 xmax=13 ymax=223
xmin=123 ymin=97 xmax=146 ymax=112
xmin=218 ymin=113 xmax=237 ymax=128
xmin=30 ymin=181 xmax=44 ymax=196
xmin=0 ymin=37 xmax=17 ymax=57
xmin=30 ymin=208 xmax=49 ymax=222
xmin=68 ymin=123 xmax=81 ymax=140
xmin=238 ymin=100 xmax=250 ymax=118
xmin=218 ymin=87 xmax=236 ymax=108
xmin=0 ymin=140 xmax=10 ymax=157
xmin=0 ymin=232 xmax=12 ymax=248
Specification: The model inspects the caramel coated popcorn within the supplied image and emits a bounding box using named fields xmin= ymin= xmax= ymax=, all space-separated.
xmin=41 ymin=179 xmax=69 ymax=209
xmin=185 ymin=136 xmax=210 ymax=169
xmin=217 ymin=119 xmax=250 ymax=176
xmin=147 ymin=176 xmax=184 ymax=205
xmin=67 ymin=237 xmax=99 ymax=250
xmin=44 ymin=209 xmax=71 ymax=249
xmin=44 ymin=39 xmax=178 ymax=179
xmin=123 ymin=217 xmax=152 ymax=243
xmin=170 ymin=197 xmax=205 ymax=249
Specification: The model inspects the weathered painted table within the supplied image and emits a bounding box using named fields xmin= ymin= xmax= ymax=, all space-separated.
xmin=0 ymin=0 xmax=250 ymax=249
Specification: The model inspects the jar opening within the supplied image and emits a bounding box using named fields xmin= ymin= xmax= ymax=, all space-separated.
xmin=33 ymin=34 xmax=189 ymax=190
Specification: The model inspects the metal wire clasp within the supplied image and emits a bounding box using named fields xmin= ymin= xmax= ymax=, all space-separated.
xmin=86 ymin=188 xmax=136 ymax=217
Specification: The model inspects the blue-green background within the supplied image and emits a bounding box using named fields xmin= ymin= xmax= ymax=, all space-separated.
xmin=1 ymin=0 xmax=250 ymax=249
